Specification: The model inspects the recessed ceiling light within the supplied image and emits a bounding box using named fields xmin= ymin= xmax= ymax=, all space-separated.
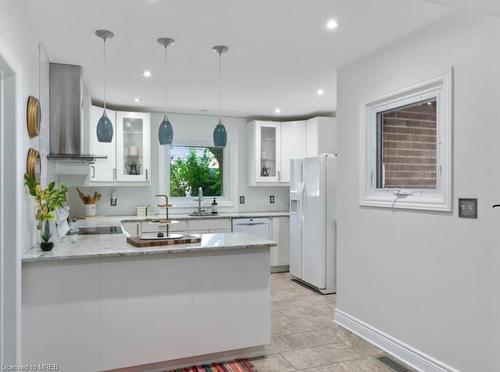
xmin=317 ymin=89 xmax=324 ymax=96
xmin=274 ymin=108 xmax=281 ymax=114
xmin=133 ymin=98 xmax=141 ymax=103
xmin=325 ymin=19 xmax=339 ymax=30
xmin=142 ymin=70 xmax=152 ymax=78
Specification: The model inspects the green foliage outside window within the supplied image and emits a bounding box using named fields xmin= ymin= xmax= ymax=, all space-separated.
xmin=170 ymin=146 xmax=223 ymax=197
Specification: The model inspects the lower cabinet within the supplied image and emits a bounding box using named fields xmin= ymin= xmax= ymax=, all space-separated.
xmin=271 ymin=217 xmax=290 ymax=271
xmin=136 ymin=218 xmax=232 ymax=236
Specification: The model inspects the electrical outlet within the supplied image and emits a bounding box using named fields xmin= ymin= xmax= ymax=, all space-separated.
xmin=458 ymin=198 xmax=477 ymax=218
xmin=270 ymin=195 xmax=275 ymax=204
xmin=239 ymin=195 xmax=245 ymax=204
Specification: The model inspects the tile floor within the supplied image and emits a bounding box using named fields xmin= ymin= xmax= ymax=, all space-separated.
xmin=250 ymin=273 xmax=412 ymax=372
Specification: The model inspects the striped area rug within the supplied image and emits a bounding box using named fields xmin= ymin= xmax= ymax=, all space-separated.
xmin=168 ymin=359 xmax=254 ymax=372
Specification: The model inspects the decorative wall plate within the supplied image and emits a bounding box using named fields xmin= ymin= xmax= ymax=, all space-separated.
xmin=27 ymin=96 xmax=41 ymax=138
xmin=26 ymin=148 xmax=41 ymax=182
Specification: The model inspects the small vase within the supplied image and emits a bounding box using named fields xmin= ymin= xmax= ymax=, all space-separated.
xmin=85 ymin=204 xmax=97 ymax=217
xmin=40 ymin=241 xmax=54 ymax=251
xmin=40 ymin=221 xmax=54 ymax=251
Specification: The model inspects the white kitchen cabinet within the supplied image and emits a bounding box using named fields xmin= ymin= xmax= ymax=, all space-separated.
xmin=271 ymin=217 xmax=290 ymax=272
xmin=140 ymin=218 xmax=231 ymax=237
xmin=306 ymin=117 xmax=337 ymax=157
xmin=248 ymin=120 xmax=306 ymax=186
xmin=254 ymin=121 xmax=281 ymax=183
xmin=89 ymin=106 xmax=116 ymax=182
xmin=248 ymin=118 xmax=336 ymax=186
xmin=280 ymin=121 xmax=307 ymax=183
xmin=116 ymin=111 xmax=151 ymax=182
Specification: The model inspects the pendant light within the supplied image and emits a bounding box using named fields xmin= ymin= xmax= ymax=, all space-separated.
xmin=157 ymin=37 xmax=175 ymax=145
xmin=95 ymin=29 xmax=114 ymax=143
xmin=212 ymin=45 xmax=229 ymax=148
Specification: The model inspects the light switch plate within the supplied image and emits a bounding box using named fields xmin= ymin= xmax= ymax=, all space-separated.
xmin=458 ymin=198 xmax=477 ymax=218
xmin=270 ymin=195 xmax=275 ymax=204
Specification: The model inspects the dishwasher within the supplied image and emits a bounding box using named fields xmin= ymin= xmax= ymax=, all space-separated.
xmin=232 ymin=217 xmax=270 ymax=239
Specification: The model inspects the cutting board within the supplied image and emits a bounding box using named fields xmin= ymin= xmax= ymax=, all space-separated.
xmin=126 ymin=234 xmax=201 ymax=247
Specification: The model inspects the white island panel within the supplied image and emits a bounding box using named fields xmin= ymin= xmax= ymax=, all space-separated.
xmin=101 ymin=255 xmax=194 ymax=370
xmin=193 ymin=248 xmax=271 ymax=355
xmin=22 ymin=233 xmax=273 ymax=371
xmin=22 ymin=261 xmax=102 ymax=372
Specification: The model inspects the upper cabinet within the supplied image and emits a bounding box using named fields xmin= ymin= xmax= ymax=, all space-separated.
xmin=89 ymin=106 xmax=116 ymax=182
xmin=280 ymin=121 xmax=307 ymax=183
xmin=248 ymin=117 xmax=336 ymax=186
xmin=255 ymin=121 xmax=282 ymax=183
xmin=87 ymin=106 xmax=151 ymax=185
xmin=116 ymin=111 xmax=151 ymax=182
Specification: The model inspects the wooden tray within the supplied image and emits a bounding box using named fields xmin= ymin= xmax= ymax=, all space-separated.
xmin=127 ymin=234 xmax=201 ymax=248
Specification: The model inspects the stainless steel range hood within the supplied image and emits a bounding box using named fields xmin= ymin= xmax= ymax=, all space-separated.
xmin=48 ymin=63 xmax=106 ymax=163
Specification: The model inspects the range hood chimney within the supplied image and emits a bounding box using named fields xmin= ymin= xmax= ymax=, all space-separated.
xmin=48 ymin=63 xmax=106 ymax=162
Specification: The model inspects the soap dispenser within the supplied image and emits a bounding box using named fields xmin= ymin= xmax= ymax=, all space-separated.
xmin=211 ymin=198 xmax=218 ymax=214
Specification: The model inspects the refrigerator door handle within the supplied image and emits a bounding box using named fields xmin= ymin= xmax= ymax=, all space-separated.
xmin=298 ymin=181 xmax=305 ymax=223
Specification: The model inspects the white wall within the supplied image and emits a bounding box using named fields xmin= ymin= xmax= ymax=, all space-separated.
xmin=68 ymin=111 xmax=289 ymax=216
xmin=0 ymin=0 xmax=50 ymax=364
xmin=336 ymin=13 xmax=500 ymax=371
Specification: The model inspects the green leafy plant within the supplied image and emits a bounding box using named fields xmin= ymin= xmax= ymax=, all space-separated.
xmin=24 ymin=174 xmax=68 ymax=230
xmin=41 ymin=231 xmax=52 ymax=243
xmin=170 ymin=147 xmax=223 ymax=197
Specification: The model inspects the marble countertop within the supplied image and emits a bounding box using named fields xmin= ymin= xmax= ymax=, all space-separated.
xmin=77 ymin=211 xmax=290 ymax=228
xmin=22 ymin=232 xmax=276 ymax=263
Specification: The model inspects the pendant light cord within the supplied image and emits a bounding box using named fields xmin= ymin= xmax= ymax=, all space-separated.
xmin=164 ymin=46 xmax=168 ymax=118
xmin=218 ymin=51 xmax=222 ymax=120
xmin=103 ymin=38 xmax=107 ymax=111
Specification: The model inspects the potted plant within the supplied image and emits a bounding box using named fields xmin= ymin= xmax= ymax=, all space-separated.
xmin=24 ymin=174 xmax=68 ymax=251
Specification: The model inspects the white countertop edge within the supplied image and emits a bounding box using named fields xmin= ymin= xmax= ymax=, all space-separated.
xmin=22 ymin=233 xmax=277 ymax=263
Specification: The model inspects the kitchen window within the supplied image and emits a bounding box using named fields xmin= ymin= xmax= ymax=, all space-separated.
xmin=169 ymin=145 xmax=223 ymax=197
xmin=361 ymin=69 xmax=452 ymax=211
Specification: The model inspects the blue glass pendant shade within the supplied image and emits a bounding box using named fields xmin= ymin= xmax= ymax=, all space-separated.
xmin=158 ymin=116 xmax=174 ymax=145
xmin=213 ymin=119 xmax=227 ymax=148
xmin=96 ymin=110 xmax=114 ymax=143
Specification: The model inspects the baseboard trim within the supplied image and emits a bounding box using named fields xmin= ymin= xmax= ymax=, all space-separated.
xmin=271 ymin=265 xmax=289 ymax=273
xmin=334 ymin=309 xmax=459 ymax=372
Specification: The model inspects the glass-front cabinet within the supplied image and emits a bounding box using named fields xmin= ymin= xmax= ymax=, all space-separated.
xmin=89 ymin=106 xmax=116 ymax=182
xmin=116 ymin=111 xmax=151 ymax=182
xmin=255 ymin=121 xmax=281 ymax=183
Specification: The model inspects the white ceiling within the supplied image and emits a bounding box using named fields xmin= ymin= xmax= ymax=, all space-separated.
xmin=25 ymin=0 xmax=453 ymax=118
xmin=421 ymin=0 xmax=500 ymax=16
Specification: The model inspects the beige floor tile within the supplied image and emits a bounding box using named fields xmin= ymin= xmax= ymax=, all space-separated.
xmin=250 ymin=354 xmax=296 ymax=372
xmin=282 ymin=319 xmax=318 ymax=333
xmin=309 ymin=328 xmax=344 ymax=344
xmin=266 ymin=273 xmax=405 ymax=372
xmin=280 ymin=332 xmax=323 ymax=350
xmin=272 ymin=321 xmax=290 ymax=336
xmin=282 ymin=348 xmax=330 ymax=369
xmin=317 ymin=357 xmax=393 ymax=372
xmin=265 ymin=335 xmax=293 ymax=355
xmin=313 ymin=344 xmax=360 ymax=364
xmin=343 ymin=335 xmax=383 ymax=357
xmin=308 ymin=316 xmax=336 ymax=329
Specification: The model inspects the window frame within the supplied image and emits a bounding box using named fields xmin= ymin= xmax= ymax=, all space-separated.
xmin=360 ymin=69 xmax=453 ymax=212
xmin=158 ymin=140 xmax=232 ymax=207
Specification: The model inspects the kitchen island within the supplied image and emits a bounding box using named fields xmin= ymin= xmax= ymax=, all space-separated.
xmin=22 ymin=232 xmax=275 ymax=371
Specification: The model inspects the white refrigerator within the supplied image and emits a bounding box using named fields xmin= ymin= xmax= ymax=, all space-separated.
xmin=289 ymin=154 xmax=337 ymax=294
